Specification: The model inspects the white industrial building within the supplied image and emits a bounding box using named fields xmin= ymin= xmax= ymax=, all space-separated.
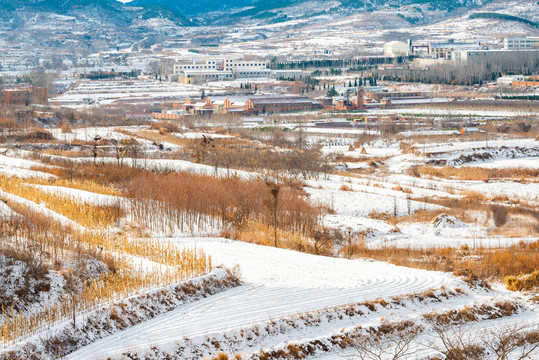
xmin=456 ymin=49 xmax=539 ymax=66
xmin=173 ymin=56 xmax=269 ymax=83
xmin=176 ymin=69 xmax=233 ymax=84
xmin=223 ymin=58 xmax=268 ymax=71
xmin=383 ymin=41 xmax=410 ymax=57
xmin=173 ymin=59 xmax=218 ymax=73
xmin=504 ymin=37 xmax=533 ymax=50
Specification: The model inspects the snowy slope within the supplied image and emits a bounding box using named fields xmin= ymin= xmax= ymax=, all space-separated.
xmin=67 ymin=237 xmax=460 ymax=359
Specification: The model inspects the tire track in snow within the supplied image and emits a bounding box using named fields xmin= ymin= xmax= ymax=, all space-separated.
xmin=67 ymin=238 xmax=459 ymax=360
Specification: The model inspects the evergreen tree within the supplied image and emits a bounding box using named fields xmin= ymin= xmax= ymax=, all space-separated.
xmin=327 ymin=85 xmax=338 ymax=97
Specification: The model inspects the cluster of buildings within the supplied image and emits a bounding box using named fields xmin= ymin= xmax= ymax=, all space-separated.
xmin=152 ymin=94 xmax=322 ymax=119
xmin=147 ymin=87 xmax=450 ymax=121
xmin=320 ymin=88 xmax=450 ymax=110
xmin=384 ymin=37 xmax=539 ymax=68
xmin=170 ymin=56 xmax=304 ymax=84
xmin=0 ymin=87 xmax=48 ymax=106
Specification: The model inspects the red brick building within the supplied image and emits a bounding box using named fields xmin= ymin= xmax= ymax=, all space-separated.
xmin=0 ymin=87 xmax=48 ymax=106
xmin=244 ymin=95 xmax=320 ymax=114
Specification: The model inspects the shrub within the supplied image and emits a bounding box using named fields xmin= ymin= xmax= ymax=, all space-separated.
xmin=491 ymin=205 xmax=509 ymax=227
xmin=60 ymin=122 xmax=72 ymax=133
xmin=505 ymin=270 xmax=539 ymax=291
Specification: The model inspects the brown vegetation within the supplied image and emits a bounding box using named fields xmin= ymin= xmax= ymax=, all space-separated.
xmin=0 ymin=199 xmax=211 ymax=347
xmin=124 ymin=171 xmax=323 ymax=242
xmin=411 ymin=165 xmax=539 ymax=182
xmin=505 ymin=270 xmax=539 ymax=291
xmin=349 ymin=240 xmax=539 ymax=284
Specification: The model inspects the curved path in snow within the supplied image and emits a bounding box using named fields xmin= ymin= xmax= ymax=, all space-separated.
xmin=67 ymin=238 xmax=459 ymax=360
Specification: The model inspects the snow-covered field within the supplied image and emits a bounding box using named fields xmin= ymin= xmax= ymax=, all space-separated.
xmin=67 ymin=237 xmax=461 ymax=360
xmin=0 ymin=125 xmax=537 ymax=360
xmin=66 ymin=238 xmax=538 ymax=360
xmin=50 ymin=80 xmax=206 ymax=108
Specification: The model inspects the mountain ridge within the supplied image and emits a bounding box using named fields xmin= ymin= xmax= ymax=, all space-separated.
xmin=0 ymin=0 xmax=486 ymax=22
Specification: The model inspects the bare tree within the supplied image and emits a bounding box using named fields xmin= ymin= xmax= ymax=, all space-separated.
xmin=312 ymin=227 xmax=340 ymax=255
xmin=63 ymin=269 xmax=81 ymax=329
xmin=192 ymin=135 xmax=213 ymax=164
xmin=426 ymin=321 xmax=485 ymax=360
xmin=92 ymin=135 xmax=102 ymax=166
xmin=480 ymin=324 xmax=539 ymax=360
xmin=111 ymin=137 xmax=137 ymax=168
xmin=347 ymin=321 xmax=423 ymax=360
xmin=264 ymin=181 xmax=281 ymax=248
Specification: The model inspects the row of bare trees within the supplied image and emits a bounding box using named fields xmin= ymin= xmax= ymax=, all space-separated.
xmin=345 ymin=321 xmax=538 ymax=360
xmin=191 ymin=136 xmax=330 ymax=180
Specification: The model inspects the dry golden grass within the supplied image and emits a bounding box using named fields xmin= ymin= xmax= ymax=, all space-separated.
xmin=233 ymin=219 xmax=313 ymax=252
xmin=60 ymin=122 xmax=72 ymax=134
xmin=0 ymin=175 xmax=121 ymax=228
xmin=118 ymin=128 xmax=193 ymax=147
xmin=505 ymin=270 xmax=539 ymax=291
xmin=0 ymin=204 xmax=212 ymax=346
xmin=392 ymin=185 xmax=412 ymax=194
xmin=148 ymin=121 xmax=182 ymax=134
xmin=412 ymin=165 xmax=539 ymax=182
xmin=351 ymin=240 xmax=538 ymax=284
xmin=25 ymin=177 xmax=121 ymax=197
xmin=33 ymin=161 xmax=144 ymax=185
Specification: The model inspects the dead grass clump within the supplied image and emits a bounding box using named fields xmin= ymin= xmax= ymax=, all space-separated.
xmin=399 ymin=142 xmax=419 ymax=154
xmin=10 ymin=128 xmax=54 ymax=143
xmin=60 ymin=122 xmax=72 ymax=134
xmin=367 ymin=211 xmax=393 ymax=222
xmin=345 ymin=240 xmax=538 ymax=284
xmin=505 ymin=270 xmax=539 ymax=291
xmin=397 ymin=209 xmax=446 ymax=224
xmin=423 ymin=301 xmax=519 ymax=326
xmin=149 ymin=121 xmax=182 ymax=134
xmin=339 ymin=184 xmax=352 ymax=191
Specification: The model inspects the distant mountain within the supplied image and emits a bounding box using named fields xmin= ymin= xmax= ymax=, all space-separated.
xmin=0 ymin=0 xmax=122 ymax=12
xmin=0 ymin=0 xmax=193 ymax=25
xmin=127 ymin=0 xmax=255 ymax=16
xmin=126 ymin=0 xmax=488 ymax=23
xmin=227 ymin=0 xmax=484 ymax=19
xmin=0 ymin=0 xmax=486 ymax=26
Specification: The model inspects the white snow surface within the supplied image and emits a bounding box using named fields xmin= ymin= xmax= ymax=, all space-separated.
xmin=67 ymin=237 xmax=459 ymax=360
xmin=0 ymin=153 xmax=56 ymax=179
